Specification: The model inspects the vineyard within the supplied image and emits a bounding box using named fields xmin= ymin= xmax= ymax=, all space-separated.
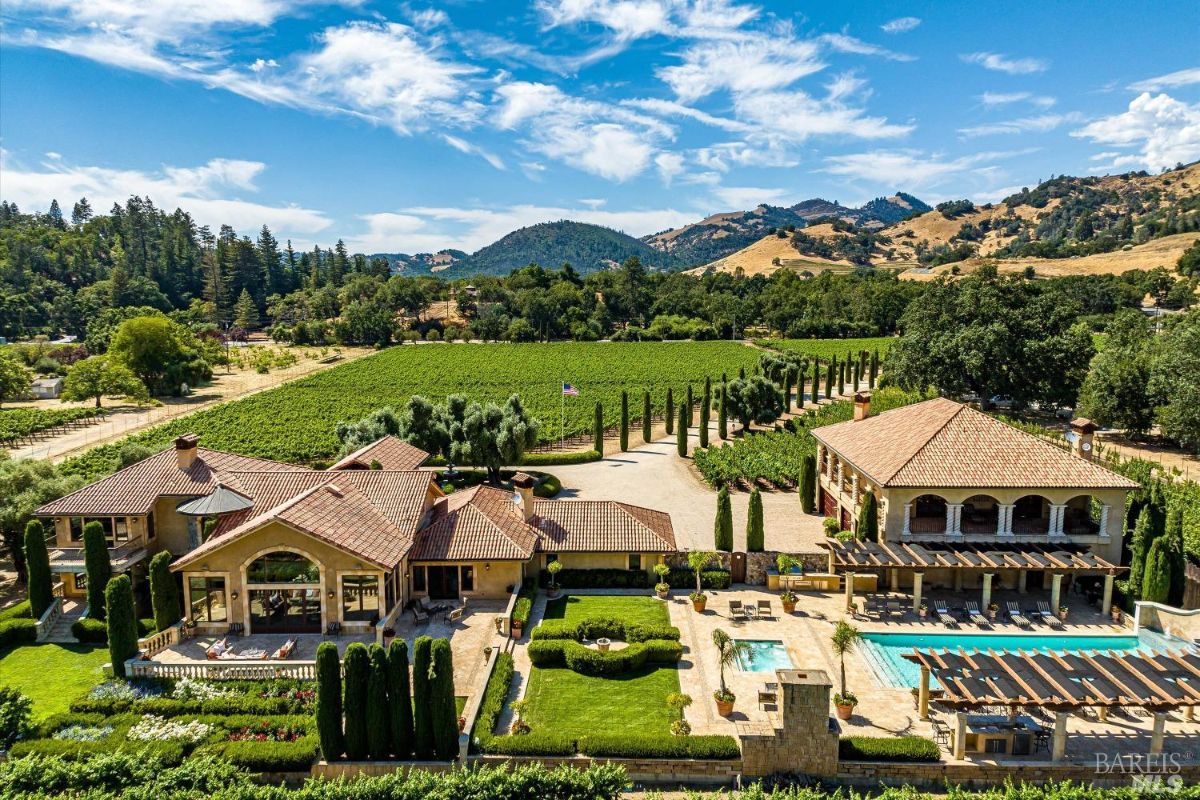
xmin=1 ymin=407 xmax=106 ymax=447
xmin=693 ymin=387 xmax=924 ymax=489
xmin=754 ymin=337 xmax=896 ymax=362
xmin=60 ymin=341 xmax=764 ymax=479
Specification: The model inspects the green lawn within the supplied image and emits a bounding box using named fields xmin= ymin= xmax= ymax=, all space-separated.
xmin=0 ymin=644 xmax=109 ymax=719
xmin=542 ymin=594 xmax=669 ymax=626
xmin=521 ymin=665 xmax=680 ymax=737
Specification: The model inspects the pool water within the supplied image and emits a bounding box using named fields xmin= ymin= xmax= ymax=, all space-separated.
xmin=859 ymin=630 xmax=1184 ymax=689
xmin=735 ymin=639 xmax=793 ymax=672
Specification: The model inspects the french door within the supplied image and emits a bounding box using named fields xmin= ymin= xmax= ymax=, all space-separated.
xmin=248 ymin=587 xmax=321 ymax=633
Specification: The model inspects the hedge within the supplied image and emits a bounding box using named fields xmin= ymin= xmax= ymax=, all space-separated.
xmin=839 ymin=735 xmax=941 ymax=762
xmin=195 ymin=735 xmax=319 ymax=772
xmin=480 ymin=731 xmax=577 ymax=756
xmin=512 ymin=578 xmax=537 ymax=628
xmin=0 ymin=617 xmax=37 ymax=648
xmin=667 ymin=567 xmax=731 ymax=590
xmin=530 ymin=617 xmax=680 ymax=643
xmin=0 ymin=600 xmax=33 ymax=622
xmin=527 ymin=638 xmax=681 ymax=675
xmin=537 ymin=567 xmax=650 ymax=589
xmin=578 ymin=733 xmax=740 ymax=760
xmin=70 ymin=679 xmax=316 ymax=717
xmin=472 ymin=652 xmax=514 ymax=751
xmin=72 ymin=617 xmax=156 ymax=644
xmin=522 ymin=449 xmax=602 ymax=466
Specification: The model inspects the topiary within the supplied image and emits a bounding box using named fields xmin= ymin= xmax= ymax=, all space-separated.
xmin=341 ymin=642 xmax=369 ymax=760
xmin=315 ymin=641 xmax=344 ymax=761
xmin=386 ymin=638 xmax=414 ymax=758
xmin=82 ymin=521 xmax=111 ymax=620
xmin=148 ymin=551 xmax=181 ymax=633
xmin=429 ymin=638 xmax=459 ymax=759
xmin=24 ymin=520 xmax=52 ymax=619
xmin=104 ymin=575 xmax=138 ymax=679
xmin=412 ymin=636 xmax=434 ymax=759
xmin=366 ymin=644 xmax=391 ymax=759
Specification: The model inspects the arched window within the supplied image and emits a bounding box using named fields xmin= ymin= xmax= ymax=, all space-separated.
xmin=961 ymin=495 xmax=1000 ymax=534
xmin=910 ymin=495 xmax=947 ymax=533
xmin=1064 ymin=495 xmax=1101 ymax=535
xmin=1013 ymin=495 xmax=1050 ymax=535
xmin=246 ymin=551 xmax=319 ymax=584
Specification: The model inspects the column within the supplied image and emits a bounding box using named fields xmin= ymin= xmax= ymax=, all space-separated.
xmin=1150 ymin=712 xmax=1167 ymax=755
xmin=1098 ymin=706 xmax=1108 ymax=722
xmin=1018 ymin=570 xmax=1027 ymax=594
xmin=827 ymin=550 xmax=836 ymax=574
xmin=1098 ymin=504 xmax=1111 ymax=538
xmin=844 ymin=572 xmax=855 ymax=613
xmin=1052 ymin=711 xmax=1069 ymax=761
xmin=1049 ymin=505 xmax=1066 ymax=536
xmin=912 ymin=572 xmax=924 ymax=617
xmin=998 ymin=505 xmax=1015 ymax=536
xmin=890 ymin=568 xmax=899 ymax=590
xmin=902 ymin=503 xmax=912 ymax=537
xmin=1050 ymin=573 xmax=1063 ymax=614
xmin=954 ymin=570 xmax=964 ymax=592
xmin=1185 ymin=706 xmax=1195 ymax=722
xmin=918 ymin=665 xmax=931 ymax=720
xmin=1102 ymin=573 xmax=1115 ymax=616
xmin=851 ymin=473 xmax=859 ymax=503
xmin=981 ymin=573 xmax=994 ymax=613
xmin=953 ymin=712 xmax=967 ymax=760
xmin=946 ymin=504 xmax=963 ymax=536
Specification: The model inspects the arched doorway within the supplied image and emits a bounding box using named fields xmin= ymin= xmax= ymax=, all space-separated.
xmin=1013 ymin=495 xmax=1050 ymax=535
xmin=910 ymin=495 xmax=947 ymax=533
xmin=1064 ymin=495 xmax=1101 ymax=535
xmin=245 ymin=550 xmax=321 ymax=634
xmin=961 ymin=495 xmax=1000 ymax=534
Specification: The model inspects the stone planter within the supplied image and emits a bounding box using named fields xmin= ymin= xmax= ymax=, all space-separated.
xmin=715 ymin=698 xmax=735 ymax=717
xmin=656 ymin=587 xmax=670 ymax=600
xmin=836 ymin=703 xmax=856 ymax=721
xmin=1111 ymin=608 xmax=1124 ymax=624
xmin=782 ymin=600 xmax=797 ymax=615
xmin=597 ymin=638 xmax=611 ymax=653
xmin=511 ymin=622 xmax=523 ymax=640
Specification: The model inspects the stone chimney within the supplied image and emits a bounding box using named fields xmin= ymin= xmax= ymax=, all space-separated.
xmin=1069 ymin=418 xmax=1097 ymax=460
xmin=175 ymin=434 xmax=200 ymax=470
xmin=511 ymin=472 xmax=536 ymax=521
xmin=852 ymin=391 xmax=872 ymax=421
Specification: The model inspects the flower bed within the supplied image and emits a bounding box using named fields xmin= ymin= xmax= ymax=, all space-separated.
xmin=227 ymin=720 xmax=306 ymax=742
xmin=127 ymin=715 xmax=214 ymax=744
xmin=71 ymin=678 xmax=315 ymax=716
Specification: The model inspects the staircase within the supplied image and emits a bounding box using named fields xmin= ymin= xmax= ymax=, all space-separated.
xmin=44 ymin=600 xmax=86 ymax=644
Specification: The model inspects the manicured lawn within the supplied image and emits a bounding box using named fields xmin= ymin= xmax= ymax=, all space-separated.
xmin=0 ymin=644 xmax=109 ymax=719
xmin=521 ymin=665 xmax=680 ymax=737
xmin=542 ymin=594 xmax=669 ymax=626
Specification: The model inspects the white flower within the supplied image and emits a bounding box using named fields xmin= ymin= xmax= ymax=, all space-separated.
xmin=126 ymin=715 xmax=213 ymax=744
xmin=171 ymin=678 xmax=232 ymax=701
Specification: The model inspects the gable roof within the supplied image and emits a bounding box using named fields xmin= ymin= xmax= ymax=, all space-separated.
xmin=36 ymin=447 xmax=306 ymax=517
xmin=532 ymin=500 xmax=676 ymax=553
xmin=411 ymin=486 xmax=539 ymax=561
xmin=810 ymin=397 xmax=1139 ymax=490
xmin=328 ymin=436 xmax=430 ymax=471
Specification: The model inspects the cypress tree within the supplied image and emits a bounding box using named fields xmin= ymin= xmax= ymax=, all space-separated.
xmin=782 ymin=371 xmax=792 ymax=412
xmin=798 ymin=454 xmax=816 ymax=513
xmin=316 ymin=641 xmax=344 ymax=761
xmin=412 ymin=636 xmax=434 ymax=758
xmin=24 ymin=520 xmax=52 ymax=619
xmin=1127 ymin=507 xmax=1154 ymax=600
xmin=852 ymin=361 xmax=860 ymax=392
xmin=665 ymin=387 xmax=675 ymax=435
xmin=746 ymin=488 xmax=764 ymax=552
xmin=430 ymin=638 xmax=459 ymax=760
xmin=342 ymin=642 xmax=370 ymax=760
xmin=148 ymin=551 xmax=181 ymax=632
xmin=824 ymin=360 xmax=834 ymax=400
xmin=869 ymin=349 xmax=879 ymax=388
xmin=619 ymin=391 xmax=629 ymax=452
xmin=718 ymin=383 xmax=728 ymax=440
xmin=840 ymin=358 xmax=848 ymax=394
xmin=812 ymin=359 xmax=820 ymax=403
xmin=714 ymin=486 xmax=733 ymax=552
xmin=1142 ymin=537 xmax=1171 ymax=604
xmin=797 ymin=368 xmax=806 ymax=411
xmin=856 ymin=493 xmax=879 ymax=542
xmin=642 ymin=390 xmax=652 ymax=443
xmin=686 ymin=384 xmax=694 ymax=428
xmin=105 ymin=575 xmax=138 ymax=679
xmin=1165 ymin=505 xmax=1186 ymax=606
xmin=366 ymin=644 xmax=391 ymax=759
xmin=676 ymin=402 xmax=688 ymax=457
xmin=593 ymin=402 xmax=604 ymax=455
xmin=83 ymin=521 xmax=112 ymax=620
xmin=386 ymin=638 xmax=414 ymax=758
xmin=699 ymin=377 xmax=711 ymax=448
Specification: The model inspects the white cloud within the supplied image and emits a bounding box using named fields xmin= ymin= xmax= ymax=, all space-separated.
xmin=961 ymin=52 xmax=1049 ymax=75
xmin=822 ymin=148 xmax=1029 ymax=189
xmin=408 ymin=6 xmax=449 ymax=30
xmin=249 ymin=58 xmax=279 ymax=73
xmin=733 ymin=90 xmax=913 ymax=142
xmin=654 ymin=152 xmax=686 ymax=185
xmin=1072 ymin=92 xmax=1200 ymax=172
xmin=1128 ymin=67 xmax=1200 ymax=92
xmin=0 ymin=152 xmax=331 ymax=238
xmin=711 ymin=186 xmax=791 ymax=208
xmin=535 ymin=0 xmax=675 ymax=40
xmin=880 ymin=17 xmax=920 ymax=34
xmin=958 ymin=113 xmax=1081 ymax=138
xmin=657 ymin=34 xmax=825 ymax=102
xmin=441 ymin=134 xmax=506 ymax=170
xmin=979 ymin=91 xmax=1055 ymax=108
xmin=819 ymin=32 xmax=914 ymax=62
xmin=621 ymin=97 xmax=751 ymax=133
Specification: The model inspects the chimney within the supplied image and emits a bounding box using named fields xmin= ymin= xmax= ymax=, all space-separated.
xmin=1068 ymin=418 xmax=1097 ymax=460
xmin=852 ymin=391 xmax=872 ymax=422
xmin=511 ymin=472 xmax=536 ymax=521
xmin=175 ymin=434 xmax=200 ymax=470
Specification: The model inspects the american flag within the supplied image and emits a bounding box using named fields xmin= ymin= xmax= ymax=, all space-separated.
xmin=562 ymin=383 xmax=580 ymax=396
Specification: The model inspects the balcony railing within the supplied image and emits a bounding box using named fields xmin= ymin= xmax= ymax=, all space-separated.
xmin=909 ymin=516 xmax=947 ymax=534
xmin=49 ymin=540 xmax=148 ymax=572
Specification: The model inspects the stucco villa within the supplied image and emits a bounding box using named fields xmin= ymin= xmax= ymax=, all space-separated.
xmin=35 ymin=434 xmax=676 ymax=637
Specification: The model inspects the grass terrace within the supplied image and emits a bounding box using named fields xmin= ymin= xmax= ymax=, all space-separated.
xmin=0 ymin=643 xmax=110 ymax=719
xmin=542 ymin=594 xmax=668 ymax=626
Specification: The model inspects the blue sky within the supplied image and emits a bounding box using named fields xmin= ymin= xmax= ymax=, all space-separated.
xmin=2 ymin=0 xmax=1198 ymax=254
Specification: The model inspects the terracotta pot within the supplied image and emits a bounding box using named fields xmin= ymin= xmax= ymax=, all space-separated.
xmin=1058 ymin=610 xmax=1069 ymax=622
xmin=511 ymin=623 xmax=523 ymax=640
xmin=547 ymin=587 xmax=560 ymax=599
xmin=692 ymin=597 xmax=707 ymax=612
xmin=782 ymin=600 xmax=797 ymax=615
xmin=715 ymin=698 xmax=735 ymax=717
xmin=836 ymin=703 xmax=856 ymax=721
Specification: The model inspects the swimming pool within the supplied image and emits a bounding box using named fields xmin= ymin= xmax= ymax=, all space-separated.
xmin=735 ymin=639 xmax=793 ymax=672
xmin=859 ymin=630 xmax=1183 ymax=689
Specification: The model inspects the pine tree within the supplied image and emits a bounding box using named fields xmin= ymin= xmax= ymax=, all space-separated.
xmin=1142 ymin=537 xmax=1171 ymax=604
xmin=699 ymin=377 xmax=711 ymax=448
xmin=366 ymin=644 xmax=392 ymax=759
xmin=148 ymin=551 xmax=181 ymax=632
xmin=47 ymin=199 xmax=66 ymax=229
xmin=332 ymin=240 xmax=350 ymax=286
xmin=714 ymin=486 xmax=733 ymax=552
xmin=718 ymin=383 xmax=728 ymax=440
xmin=412 ymin=636 xmax=434 ymax=758
xmin=642 ymin=390 xmax=652 ymax=443
xmin=856 ymin=493 xmax=879 ymax=541
xmin=256 ymin=225 xmax=284 ymax=296
xmin=71 ymin=197 xmax=93 ymax=225
xmin=342 ymin=643 xmax=370 ymax=760
xmin=619 ymin=391 xmax=629 ymax=452
xmin=233 ymin=288 xmax=260 ymax=330
xmin=24 ymin=520 xmax=52 ymax=618
xmin=665 ymin=387 xmax=675 ymax=435
xmin=798 ymin=454 xmax=816 ymax=513
xmin=316 ymin=642 xmax=344 ymax=760
xmin=83 ymin=521 xmax=111 ymax=620
xmin=593 ymin=402 xmax=604 ymax=455
xmin=746 ymin=488 xmax=764 ymax=552
xmin=430 ymin=639 xmax=459 ymax=759
xmin=105 ymin=575 xmax=138 ymax=679
xmin=387 ymin=638 xmax=414 ymax=758
xmin=676 ymin=402 xmax=687 ymax=457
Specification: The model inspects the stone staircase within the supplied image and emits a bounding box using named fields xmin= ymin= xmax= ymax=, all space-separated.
xmin=44 ymin=600 xmax=86 ymax=644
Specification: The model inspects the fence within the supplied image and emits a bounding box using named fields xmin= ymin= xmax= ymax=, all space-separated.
xmin=34 ymin=597 xmax=62 ymax=642
xmin=138 ymin=621 xmax=183 ymax=658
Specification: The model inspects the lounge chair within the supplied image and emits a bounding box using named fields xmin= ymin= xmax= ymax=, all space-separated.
xmin=272 ymin=638 xmax=296 ymax=660
xmin=933 ymin=600 xmax=957 ymax=626
xmin=757 ymin=599 xmax=774 ymax=620
xmin=886 ymin=599 xmax=903 ymax=618
xmin=729 ymin=600 xmax=746 ymax=620
xmin=1007 ymin=602 xmax=1033 ymax=628
xmin=965 ymin=601 xmax=990 ymax=627
xmin=1036 ymin=602 xmax=1065 ymax=629
xmin=446 ymin=606 xmax=465 ymax=624
xmin=411 ymin=605 xmax=429 ymax=624
xmin=204 ymin=637 xmax=230 ymax=660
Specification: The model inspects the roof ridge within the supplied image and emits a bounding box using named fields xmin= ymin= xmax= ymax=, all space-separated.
xmin=35 ymin=448 xmax=174 ymax=509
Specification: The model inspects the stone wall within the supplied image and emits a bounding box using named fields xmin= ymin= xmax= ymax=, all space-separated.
xmin=837 ymin=760 xmax=1200 ymax=790
xmin=664 ymin=550 xmax=826 ymax=586
xmin=1135 ymin=600 xmax=1200 ymax=643
xmin=739 ymin=669 xmax=840 ymax=778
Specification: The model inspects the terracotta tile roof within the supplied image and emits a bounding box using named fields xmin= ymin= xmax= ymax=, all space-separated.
xmin=35 ymin=447 xmax=306 ymax=517
xmin=328 ymin=436 xmax=430 ymax=471
xmin=531 ymin=500 xmax=677 ymax=553
xmin=811 ymin=397 xmax=1139 ymax=490
xmin=411 ymin=486 xmax=539 ymax=561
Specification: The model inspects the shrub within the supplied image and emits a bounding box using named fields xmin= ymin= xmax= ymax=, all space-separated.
xmin=105 ymin=575 xmax=138 ymax=678
xmin=430 ymin=638 xmax=459 ymax=760
xmin=386 ymin=638 xmax=413 ymax=758
xmin=341 ymin=643 xmax=369 ymax=760
xmin=83 ymin=521 xmax=111 ymax=620
xmin=839 ymin=735 xmax=940 ymax=762
xmin=148 ymin=551 xmax=181 ymax=633
xmin=856 ymin=492 xmax=879 ymax=542
xmin=24 ymin=520 xmax=52 ymax=619
xmin=579 ymin=733 xmax=740 ymax=759
xmin=472 ymin=652 xmax=513 ymax=751
xmin=512 ymin=578 xmax=537 ymax=627
xmin=527 ymin=638 xmax=681 ymax=675
xmin=197 ymin=736 xmax=319 ymax=771
xmin=537 ymin=567 xmax=650 ymax=590
xmin=315 ymin=641 xmax=344 ymax=761
xmin=0 ymin=617 xmax=37 ymax=648
xmin=0 ymin=686 xmax=33 ymax=749
xmin=522 ymin=449 xmax=601 ymax=466
xmin=667 ymin=567 xmax=730 ymax=590
xmin=0 ymin=600 xmax=32 ymax=622
xmin=366 ymin=644 xmax=391 ymax=760
xmin=411 ymin=635 xmax=434 ymax=759
xmin=481 ymin=731 xmax=577 ymax=756
xmin=530 ymin=617 xmax=680 ymax=643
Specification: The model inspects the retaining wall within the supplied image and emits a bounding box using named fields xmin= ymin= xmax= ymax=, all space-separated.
xmin=837 ymin=759 xmax=1200 ymax=790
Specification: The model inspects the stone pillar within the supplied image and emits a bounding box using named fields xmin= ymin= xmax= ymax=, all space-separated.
xmin=918 ymin=665 xmax=931 ymax=720
xmin=827 ymin=550 xmax=836 ymax=574
xmin=1099 ymin=504 xmax=1111 ymax=538
xmin=981 ymin=573 xmax=994 ymax=613
xmin=1098 ymin=706 xmax=1108 ymax=722
xmin=903 ymin=503 xmax=912 ymax=537
xmin=1185 ymin=706 xmax=1195 ymax=722
xmin=946 ymin=504 xmax=963 ymax=536
xmin=953 ymin=712 xmax=967 ymax=760
xmin=912 ymin=572 xmax=924 ymax=616
xmin=1150 ymin=712 xmax=1167 ymax=755
xmin=1017 ymin=570 xmax=1027 ymax=594
xmin=998 ymin=504 xmax=1014 ymax=536
xmin=954 ymin=570 xmax=964 ymax=592
xmin=1102 ymin=573 xmax=1115 ymax=615
xmin=889 ymin=568 xmax=899 ymax=590
xmin=851 ymin=473 xmax=859 ymax=504
xmin=1049 ymin=504 xmax=1066 ymax=536
xmin=845 ymin=572 xmax=855 ymax=613
xmin=1050 ymin=573 xmax=1063 ymax=614
xmin=738 ymin=669 xmax=839 ymax=778
xmin=1052 ymin=711 xmax=1069 ymax=761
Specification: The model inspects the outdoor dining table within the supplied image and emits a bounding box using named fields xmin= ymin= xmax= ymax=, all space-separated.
xmin=964 ymin=714 xmax=1044 ymax=755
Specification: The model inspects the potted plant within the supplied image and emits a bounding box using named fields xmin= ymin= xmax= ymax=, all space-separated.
xmin=483 ymin=645 xmax=493 ymax=663
xmin=911 ymin=687 xmax=920 ymax=710
xmin=987 ymin=602 xmax=999 ymax=623
xmin=509 ymin=699 xmax=530 ymax=735
xmin=546 ymin=560 xmax=563 ymax=598
xmin=823 ymin=517 xmax=841 ymax=537
xmin=780 ymin=589 xmax=798 ymax=615
xmin=918 ymin=602 xmax=928 ymax=620
xmin=511 ymin=617 xmax=524 ymax=639
xmin=666 ymin=692 xmax=693 ymax=736
xmin=1058 ymin=605 xmax=1069 ymax=622
xmin=712 ymin=628 xmax=749 ymax=717
xmin=654 ymin=563 xmax=671 ymax=599
xmin=494 ymin=615 xmax=506 ymax=634
xmin=688 ymin=550 xmax=715 ymax=612
xmin=1111 ymin=605 xmax=1124 ymax=624
xmin=831 ymin=620 xmax=861 ymax=721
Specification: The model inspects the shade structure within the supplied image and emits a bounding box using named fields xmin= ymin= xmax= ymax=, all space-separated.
xmin=176 ymin=484 xmax=254 ymax=516
xmin=820 ymin=539 xmax=1123 ymax=574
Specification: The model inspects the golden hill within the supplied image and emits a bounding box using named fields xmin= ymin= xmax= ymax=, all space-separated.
xmin=684 ymin=233 xmax=856 ymax=276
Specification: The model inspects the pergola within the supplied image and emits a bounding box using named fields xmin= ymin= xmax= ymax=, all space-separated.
xmin=818 ymin=539 xmax=1124 ymax=615
xmin=905 ymin=648 xmax=1200 ymax=760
